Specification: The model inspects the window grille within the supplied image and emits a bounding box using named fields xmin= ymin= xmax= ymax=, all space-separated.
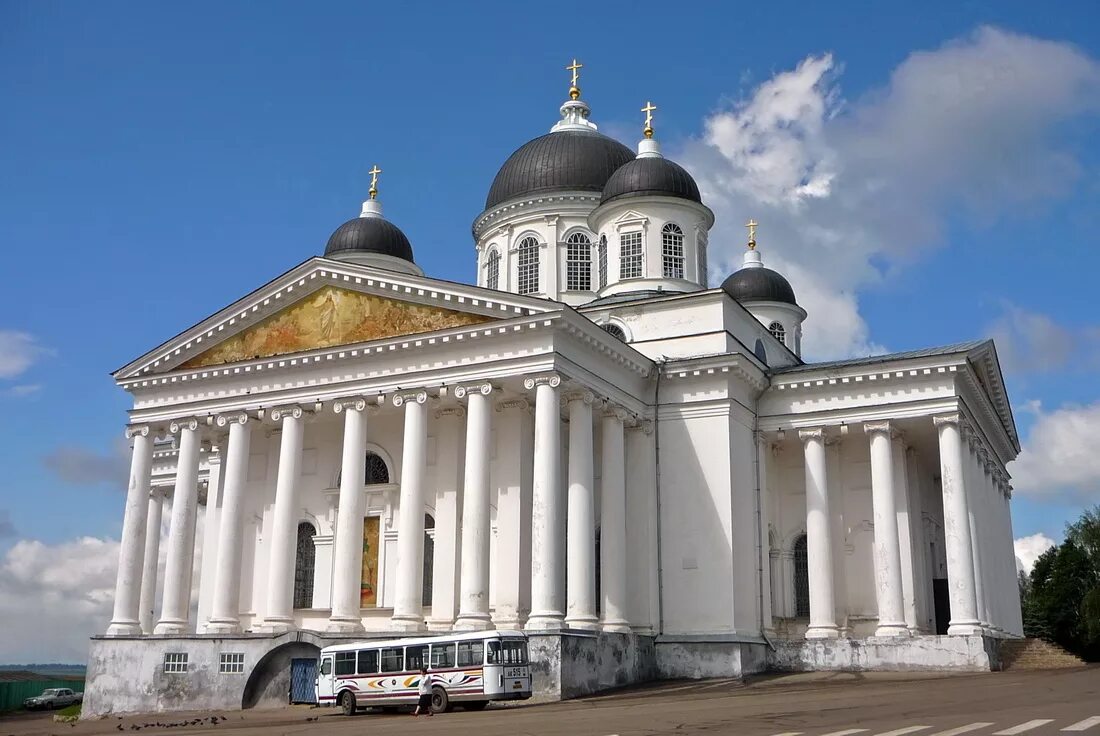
xmin=219 ymin=653 xmax=245 ymax=674
xmin=768 ymin=321 xmax=786 ymax=345
xmin=598 ymin=235 xmax=608 ymax=290
xmin=602 ymin=323 xmax=626 ymax=341
xmin=620 ymin=232 xmax=643 ymax=280
xmin=697 ymin=230 xmax=709 ymax=286
xmin=517 ymin=236 xmax=540 ymax=295
xmin=794 ymin=535 xmax=810 ymax=617
xmin=565 ymin=232 xmax=592 ymax=291
xmin=293 ymin=522 xmax=316 ymax=609
xmin=661 ymin=223 xmax=684 ymax=279
xmin=163 ymin=653 xmax=188 ymax=674
xmin=365 ymin=451 xmax=389 ymax=484
xmin=485 ymin=249 xmax=500 ymax=290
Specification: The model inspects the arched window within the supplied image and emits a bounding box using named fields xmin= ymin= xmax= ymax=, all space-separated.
xmin=516 ymin=236 xmax=540 ymax=295
xmin=423 ymin=514 xmax=435 ymax=607
xmin=565 ymin=232 xmax=592 ymax=291
xmin=598 ymin=235 xmax=608 ymax=290
xmin=793 ymin=534 xmax=809 ymax=618
xmin=662 ymin=223 xmax=684 ymax=279
xmin=769 ymin=321 xmax=786 ymax=345
xmin=293 ymin=522 xmax=316 ymax=609
xmin=365 ymin=451 xmax=389 ymax=485
xmin=620 ymin=232 xmax=643 ymax=280
xmin=485 ymin=248 xmax=500 ymax=290
xmin=602 ymin=323 xmax=626 ymax=341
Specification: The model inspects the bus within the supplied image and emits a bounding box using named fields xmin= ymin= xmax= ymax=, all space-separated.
xmin=316 ymin=630 xmax=532 ymax=715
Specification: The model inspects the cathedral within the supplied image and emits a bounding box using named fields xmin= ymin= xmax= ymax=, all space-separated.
xmin=84 ymin=64 xmax=1023 ymax=715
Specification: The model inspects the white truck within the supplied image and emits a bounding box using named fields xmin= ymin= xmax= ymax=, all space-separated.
xmin=23 ymin=688 xmax=83 ymax=710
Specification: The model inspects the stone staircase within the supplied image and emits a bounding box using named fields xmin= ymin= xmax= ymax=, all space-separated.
xmin=998 ymin=638 xmax=1086 ymax=670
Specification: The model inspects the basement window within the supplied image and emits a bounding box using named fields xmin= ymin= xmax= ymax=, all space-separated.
xmin=219 ymin=652 xmax=245 ymax=674
xmin=163 ymin=652 xmax=189 ymax=674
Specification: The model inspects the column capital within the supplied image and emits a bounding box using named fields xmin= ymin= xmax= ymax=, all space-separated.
xmin=214 ymin=411 xmax=252 ymax=428
xmin=495 ymin=398 xmax=530 ymax=413
xmin=601 ymin=401 xmax=632 ymax=422
xmin=863 ymin=420 xmax=900 ymax=438
xmin=453 ymin=382 xmax=494 ymax=399
xmin=125 ymin=423 xmax=153 ymax=439
xmin=169 ymin=416 xmax=203 ymax=434
xmin=932 ymin=412 xmax=962 ymax=429
xmin=798 ymin=427 xmax=826 ymax=442
xmin=392 ymin=389 xmax=428 ymax=407
xmin=563 ymin=389 xmax=595 ymax=406
xmin=333 ymin=394 xmax=384 ymax=414
xmin=626 ymin=417 xmax=654 ymax=435
xmin=268 ymin=404 xmax=309 ymax=422
xmin=523 ymin=372 xmax=562 ymax=390
xmin=434 ymin=406 xmax=467 ymax=420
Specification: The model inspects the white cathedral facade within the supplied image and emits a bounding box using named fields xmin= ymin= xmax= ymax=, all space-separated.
xmin=85 ymin=73 xmax=1023 ymax=715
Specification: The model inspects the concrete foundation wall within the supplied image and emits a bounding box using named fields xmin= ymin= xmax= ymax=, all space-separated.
xmin=656 ymin=637 xmax=768 ymax=679
xmin=767 ymin=635 xmax=995 ymax=672
xmin=528 ymin=632 xmax=657 ymax=700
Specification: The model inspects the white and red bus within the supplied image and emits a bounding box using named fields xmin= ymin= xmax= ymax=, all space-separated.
xmin=316 ymin=630 xmax=532 ymax=715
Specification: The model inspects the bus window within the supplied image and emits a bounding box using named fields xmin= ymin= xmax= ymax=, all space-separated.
xmin=334 ymin=651 xmax=356 ymax=676
xmin=430 ymin=643 xmax=455 ymax=669
xmin=357 ymin=649 xmax=378 ymax=675
xmin=456 ymin=641 xmax=484 ymax=667
xmin=405 ymin=645 xmax=428 ymax=671
xmin=487 ymin=639 xmax=528 ymax=665
xmin=320 ymin=658 xmax=332 ymax=675
xmin=380 ymin=647 xmax=404 ymax=673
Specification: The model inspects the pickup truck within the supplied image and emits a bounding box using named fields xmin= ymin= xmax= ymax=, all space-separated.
xmin=23 ymin=688 xmax=83 ymax=710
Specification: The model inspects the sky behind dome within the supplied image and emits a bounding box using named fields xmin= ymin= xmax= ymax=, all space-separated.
xmin=1 ymin=0 xmax=1099 ymax=662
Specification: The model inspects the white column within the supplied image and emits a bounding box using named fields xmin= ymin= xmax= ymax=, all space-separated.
xmin=107 ymin=425 xmax=156 ymax=635
xmin=455 ymin=382 xmax=494 ymax=631
xmin=205 ymin=413 xmax=253 ymax=633
xmin=865 ymin=422 xmax=908 ymax=636
xmin=800 ymin=428 xmax=838 ymax=639
xmin=429 ymin=406 xmax=465 ymax=631
xmin=391 ymin=390 xmax=429 ymax=632
xmin=492 ymin=399 xmax=533 ymax=629
xmin=933 ymin=413 xmax=981 ymax=635
xmin=599 ymin=404 xmax=630 ymax=632
xmin=826 ymin=440 xmax=848 ymax=635
xmin=138 ymin=489 xmax=165 ymax=634
xmin=754 ymin=431 xmax=775 ymax=636
xmin=526 ymin=374 xmax=565 ymax=631
xmin=565 ymin=390 xmax=598 ymax=630
xmin=155 ymin=418 xmax=203 ymax=634
xmin=983 ymin=455 xmax=1006 ymax=634
xmin=893 ymin=440 xmax=921 ymax=633
xmin=906 ymin=447 xmax=933 ymax=632
xmin=964 ymin=434 xmax=990 ymax=633
xmin=260 ymin=405 xmax=307 ymax=633
xmin=325 ymin=398 xmax=371 ymax=632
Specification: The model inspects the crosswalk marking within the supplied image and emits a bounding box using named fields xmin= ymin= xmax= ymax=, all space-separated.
xmin=875 ymin=726 xmax=932 ymax=736
xmin=995 ymin=721 xmax=1055 ymax=735
xmin=928 ymin=723 xmax=995 ymax=736
xmin=821 ymin=730 xmax=868 ymax=736
xmin=769 ymin=732 xmax=803 ymax=736
xmin=1064 ymin=718 xmax=1100 ymax=732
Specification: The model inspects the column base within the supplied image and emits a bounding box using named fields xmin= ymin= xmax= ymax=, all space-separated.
xmin=105 ymin=620 xmax=143 ymax=636
xmin=525 ymin=614 xmax=566 ymax=632
xmin=452 ymin=613 xmax=493 ymax=631
xmin=325 ymin=617 xmax=366 ymax=634
xmin=257 ymin=617 xmax=295 ymax=634
xmin=205 ymin=619 xmax=242 ymax=635
xmin=874 ymin=623 xmax=911 ymax=637
xmin=491 ymin=616 xmax=526 ymax=631
xmin=947 ymin=620 xmax=983 ymax=636
xmin=153 ymin=619 xmax=190 ymax=635
xmin=389 ymin=615 xmax=426 ymax=633
xmin=564 ymin=615 xmax=599 ymax=631
xmin=426 ymin=619 xmax=455 ymax=633
xmin=805 ymin=624 xmax=840 ymax=640
xmin=599 ymin=620 xmax=632 ymax=634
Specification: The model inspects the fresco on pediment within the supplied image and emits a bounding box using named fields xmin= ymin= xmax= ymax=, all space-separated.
xmin=181 ymin=285 xmax=494 ymax=369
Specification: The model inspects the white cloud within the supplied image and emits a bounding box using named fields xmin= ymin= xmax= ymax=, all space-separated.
xmin=1010 ymin=401 xmax=1100 ymax=500
xmin=2 ymin=384 xmax=42 ymax=398
xmin=0 ymin=330 xmax=51 ymax=380
xmin=42 ymin=439 xmax=131 ymax=489
xmin=986 ymin=303 xmax=1100 ymax=375
xmin=682 ymin=26 xmax=1100 ymax=361
xmin=1015 ymin=532 xmax=1057 ymax=574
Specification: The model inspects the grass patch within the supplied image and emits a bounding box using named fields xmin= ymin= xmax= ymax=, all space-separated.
xmin=57 ymin=703 xmax=82 ymax=718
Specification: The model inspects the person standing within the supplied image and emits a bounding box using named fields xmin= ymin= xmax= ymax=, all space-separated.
xmin=413 ymin=667 xmax=433 ymax=717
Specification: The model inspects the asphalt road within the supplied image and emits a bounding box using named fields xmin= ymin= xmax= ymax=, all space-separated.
xmin=4 ymin=667 xmax=1098 ymax=736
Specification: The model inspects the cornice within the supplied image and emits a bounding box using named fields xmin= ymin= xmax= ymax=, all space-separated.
xmin=661 ymin=354 xmax=768 ymax=392
xmin=472 ymin=192 xmax=602 ymax=240
xmin=771 ymin=363 xmax=958 ymax=393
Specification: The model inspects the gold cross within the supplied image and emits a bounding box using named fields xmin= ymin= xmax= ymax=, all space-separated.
xmin=641 ymin=101 xmax=657 ymax=138
xmin=368 ymin=165 xmax=382 ymax=200
xmin=566 ymin=58 xmax=583 ymax=87
xmin=745 ymin=219 xmax=758 ymax=248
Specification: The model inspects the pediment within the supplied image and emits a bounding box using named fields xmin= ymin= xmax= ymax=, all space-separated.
xmin=612 ymin=209 xmax=649 ymax=226
xmin=115 ymin=257 xmax=556 ymax=379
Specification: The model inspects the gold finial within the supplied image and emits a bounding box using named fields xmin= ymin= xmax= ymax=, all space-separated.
xmin=566 ymin=58 xmax=583 ymax=100
xmin=368 ymin=165 xmax=382 ymax=201
xmin=745 ymin=218 xmax=758 ymax=249
xmin=641 ymin=101 xmax=657 ymax=139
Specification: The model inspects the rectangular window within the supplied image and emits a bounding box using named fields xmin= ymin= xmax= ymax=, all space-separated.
xmin=357 ymin=649 xmax=378 ymax=675
xmin=662 ymin=229 xmax=685 ymax=279
xmin=486 ymin=639 xmax=528 ymax=665
xmin=405 ymin=645 xmax=428 ymax=672
xmin=598 ymin=236 xmax=608 ymax=290
xmin=335 ymin=651 xmax=356 ymax=676
xmin=486 ymin=251 xmax=500 ymax=290
xmin=619 ymin=232 xmax=643 ymax=280
xmin=517 ymin=239 xmax=540 ymax=295
xmin=163 ymin=652 xmax=188 ymax=674
xmin=380 ymin=647 xmax=404 ymax=673
xmin=456 ymin=641 xmax=484 ymax=667
xmin=430 ymin=643 xmax=456 ymax=669
xmin=219 ymin=652 xmax=245 ymax=674
xmin=566 ymin=236 xmax=592 ymax=291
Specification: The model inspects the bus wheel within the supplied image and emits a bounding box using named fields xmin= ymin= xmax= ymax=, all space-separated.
xmin=430 ymin=686 xmax=449 ymax=714
xmin=465 ymin=700 xmax=489 ymax=711
xmin=340 ymin=690 xmax=357 ymax=716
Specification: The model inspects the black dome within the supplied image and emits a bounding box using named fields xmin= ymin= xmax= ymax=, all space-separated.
xmin=601 ymin=156 xmax=701 ymax=205
xmin=722 ymin=267 xmax=798 ymax=305
xmin=324 ymin=216 xmax=414 ymax=262
xmin=485 ymin=130 xmax=635 ymax=209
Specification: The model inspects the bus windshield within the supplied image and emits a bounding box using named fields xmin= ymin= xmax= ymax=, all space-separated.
xmin=486 ymin=638 xmax=527 ymax=665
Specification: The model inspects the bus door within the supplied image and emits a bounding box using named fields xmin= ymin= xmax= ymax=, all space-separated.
xmin=484 ymin=638 xmax=530 ymax=697
xmin=316 ymin=654 xmax=335 ymax=704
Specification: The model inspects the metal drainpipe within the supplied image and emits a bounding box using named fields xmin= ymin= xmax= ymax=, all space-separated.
xmin=654 ymin=361 xmax=665 ymax=637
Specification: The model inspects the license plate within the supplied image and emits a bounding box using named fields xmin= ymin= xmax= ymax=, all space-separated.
xmin=505 ymin=667 xmax=527 ymax=678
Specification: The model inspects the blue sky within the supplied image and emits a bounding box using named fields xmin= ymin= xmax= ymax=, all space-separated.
xmin=1 ymin=1 xmax=1099 ymax=661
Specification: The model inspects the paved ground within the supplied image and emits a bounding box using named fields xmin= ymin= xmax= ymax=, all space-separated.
xmin=3 ymin=667 xmax=1098 ymax=736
